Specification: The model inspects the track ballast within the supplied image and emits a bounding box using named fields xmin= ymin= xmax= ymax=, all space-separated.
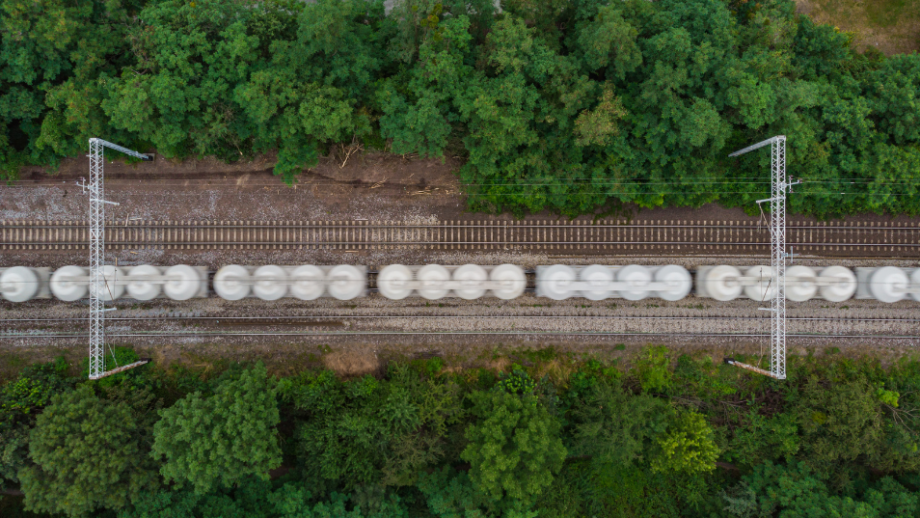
xmin=2 ymin=219 xmax=919 ymax=256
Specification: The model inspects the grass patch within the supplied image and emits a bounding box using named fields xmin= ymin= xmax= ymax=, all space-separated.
xmin=796 ymin=0 xmax=920 ymax=54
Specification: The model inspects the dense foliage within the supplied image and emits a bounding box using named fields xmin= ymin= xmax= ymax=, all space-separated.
xmin=2 ymin=0 xmax=918 ymax=218
xmin=4 ymin=349 xmax=920 ymax=517
xmin=152 ymin=362 xmax=282 ymax=494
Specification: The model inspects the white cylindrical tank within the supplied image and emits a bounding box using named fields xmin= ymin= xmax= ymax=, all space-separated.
xmin=655 ymin=265 xmax=692 ymax=301
xmin=911 ymin=269 xmax=920 ymax=303
xmin=490 ymin=264 xmax=526 ymax=300
xmin=164 ymin=265 xmax=202 ymax=301
xmin=704 ymin=265 xmax=742 ymax=301
xmin=290 ymin=265 xmax=326 ymax=300
xmin=538 ymin=265 xmax=576 ymax=300
xmin=377 ymin=264 xmax=413 ymax=300
xmin=214 ymin=265 xmax=251 ymax=301
xmin=617 ymin=265 xmax=652 ymax=301
xmin=252 ymin=265 xmax=288 ymax=301
xmin=785 ymin=265 xmax=817 ymax=302
xmin=579 ymin=265 xmax=614 ymax=301
xmin=327 ymin=265 xmax=364 ymax=300
xmin=89 ymin=265 xmax=125 ymax=301
xmin=417 ymin=264 xmax=451 ymax=300
xmin=819 ymin=266 xmax=857 ymax=302
xmin=127 ymin=264 xmax=162 ymax=301
xmin=50 ymin=266 xmax=88 ymax=301
xmin=453 ymin=264 xmax=488 ymax=300
xmin=869 ymin=266 xmax=908 ymax=303
xmin=743 ymin=266 xmax=775 ymax=302
xmin=0 ymin=267 xmax=39 ymax=302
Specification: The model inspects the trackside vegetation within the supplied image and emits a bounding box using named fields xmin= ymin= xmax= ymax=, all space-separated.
xmin=1 ymin=0 xmax=919 ymax=218
xmin=3 ymin=347 xmax=920 ymax=517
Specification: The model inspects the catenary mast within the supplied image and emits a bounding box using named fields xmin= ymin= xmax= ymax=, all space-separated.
xmin=86 ymin=138 xmax=152 ymax=379
xmin=724 ymin=136 xmax=798 ymax=379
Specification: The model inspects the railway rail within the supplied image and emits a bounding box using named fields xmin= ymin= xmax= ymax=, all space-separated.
xmin=3 ymin=314 xmax=917 ymax=342
xmin=1 ymin=331 xmax=916 ymax=340
xmin=3 ymin=315 xmax=919 ymax=323
xmin=2 ymin=220 xmax=919 ymax=255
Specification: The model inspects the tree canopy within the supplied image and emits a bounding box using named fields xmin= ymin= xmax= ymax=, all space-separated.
xmin=1 ymin=0 xmax=918 ymax=219
xmin=18 ymin=384 xmax=158 ymax=516
xmin=152 ymin=361 xmax=282 ymax=494
xmin=3 ymin=350 xmax=920 ymax=517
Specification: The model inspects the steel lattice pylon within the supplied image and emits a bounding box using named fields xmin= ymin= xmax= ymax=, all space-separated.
xmin=725 ymin=136 xmax=797 ymax=380
xmin=87 ymin=138 xmax=151 ymax=379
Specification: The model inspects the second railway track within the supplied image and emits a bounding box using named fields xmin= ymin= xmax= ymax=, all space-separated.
xmin=2 ymin=219 xmax=919 ymax=256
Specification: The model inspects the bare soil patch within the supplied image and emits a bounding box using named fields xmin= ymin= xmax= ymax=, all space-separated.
xmin=323 ymin=350 xmax=383 ymax=378
xmin=795 ymin=0 xmax=920 ymax=55
xmin=6 ymin=148 xmax=920 ymax=227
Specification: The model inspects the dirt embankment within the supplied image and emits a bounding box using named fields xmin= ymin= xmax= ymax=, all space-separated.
xmin=7 ymin=150 xmax=920 ymax=227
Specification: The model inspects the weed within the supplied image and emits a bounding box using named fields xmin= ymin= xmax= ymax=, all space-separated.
xmin=496 ymin=365 xmax=537 ymax=395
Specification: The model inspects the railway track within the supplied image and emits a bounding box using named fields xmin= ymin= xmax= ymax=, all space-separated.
xmin=1 ymin=331 xmax=916 ymax=340
xmin=3 ymin=315 xmax=919 ymax=323
xmin=4 ymin=314 xmax=917 ymax=342
xmin=2 ymin=220 xmax=919 ymax=255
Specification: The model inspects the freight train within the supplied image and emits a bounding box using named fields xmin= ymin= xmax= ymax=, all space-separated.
xmin=1 ymin=264 xmax=918 ymax=304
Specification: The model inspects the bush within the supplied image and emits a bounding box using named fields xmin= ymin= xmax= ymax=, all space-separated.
xmin=19 ymin=385 xmax=159 ymax=516
xmin=152 ymin=362 xmax=282 ymax=493
xmin=649 ymin=412 xmax=720 ymax=475
xmin=461 ymin=390 xmax=567 ymax=509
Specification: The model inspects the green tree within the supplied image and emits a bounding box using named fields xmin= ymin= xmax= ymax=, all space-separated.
xmin=377 ymin=14 xmax=474 ymax=158
xmin=568 ymin=378 xmax=671 ymax=467
xmin=103 ymin=0 xmax=264 ymax=161
xmin=0 ymin=0 xmax=141 ymax=178
xmin=635 ymin=345 xmax=672 ymax=393
xmin=152 ymin=362 xmax=281 ymax=494
xmin=235 ymin=0 xmax=386 ymax=181
xmin=287 ymin=364 xmax=464 ymax=490
xmin=789 ymin=376 xmax=920 ymax=473
xmin=18 ymin=384 xmax=158 ymax=516
xmin=461 ymin=390 xmax=567 ymax=508
xmin=121 ymin=476 xmax=409 ymax=518
xmin=0 ymin=357 xmax=74 ymax=489
xmin=649 ymin=411 xmax=720 ymax=475
xmin=726 ymin=461 xmax=920 ymax=518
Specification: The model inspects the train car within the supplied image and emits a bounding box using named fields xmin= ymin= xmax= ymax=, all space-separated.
xmin=47 ymin=264 xmax=208 ymax=302
xmin=4 ymin=263 xmax=918 ymax=305
xmin=377 ymin=264 xmax=525 ymax=300
xmin=695 ymin=265 xmax=859 ymax=302
xmin=855 ymin=267 xmax=920 ymax=303
xmin=535 ymin=264 xmax=692 ymax=301
xmin=0 ymin=267 xmax=51 ymax=302
xmin=213 ymin=264 xmax=366 ymax=301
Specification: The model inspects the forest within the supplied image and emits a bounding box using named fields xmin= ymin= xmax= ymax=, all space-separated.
xmin=1 ymin=0 xmax=919 ymax=218
xmin=3 ymin=346 xmax=920 ymax=517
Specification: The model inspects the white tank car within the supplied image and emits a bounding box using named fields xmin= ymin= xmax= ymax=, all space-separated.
xmin=856 ymin=267 xmax=920 ymax=303
xmin=376 ymin=264 xmax=526 ymax=300
xmin=536 ymin=264 xmax=691 ymax=301
xmin=213 ymin=265 xmax=367 ymax=301
xmin=1 ymin=267 xmax=51 ymax=302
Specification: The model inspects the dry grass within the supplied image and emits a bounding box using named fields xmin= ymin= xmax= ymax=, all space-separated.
xmin=486 ymin=356 xmax=512 ymax=373
xmin=795 ymin=0 xmax=920 ymax=54
xmin=322 ymin=350 xmax=382 ymax=378
xmin=531 ymin=358 xmax=579 ymax=386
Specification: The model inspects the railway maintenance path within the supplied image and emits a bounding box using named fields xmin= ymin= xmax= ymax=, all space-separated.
xmin=2 ymin=220 xmax=919 ymax=256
